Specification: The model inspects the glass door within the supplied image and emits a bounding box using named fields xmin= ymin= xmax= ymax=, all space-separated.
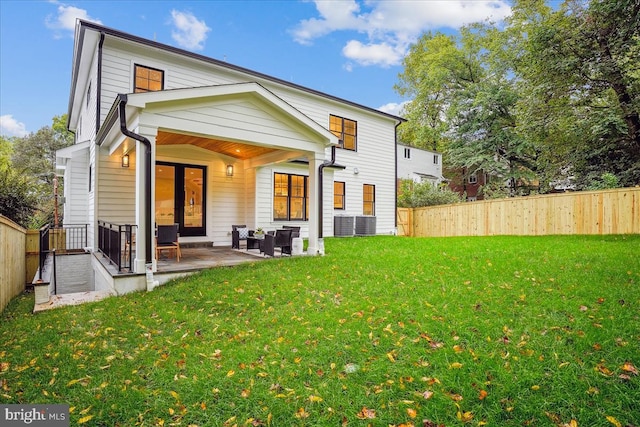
xmin=155 ymin=162 xmax=206 ymax=236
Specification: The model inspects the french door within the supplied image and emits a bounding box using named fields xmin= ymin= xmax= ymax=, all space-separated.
xmin=155 ymin=162 xmax=206 ymax=236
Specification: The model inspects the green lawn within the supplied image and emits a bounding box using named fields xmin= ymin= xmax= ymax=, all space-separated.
xmin=1 ymin=235 xmax=639 ymax=426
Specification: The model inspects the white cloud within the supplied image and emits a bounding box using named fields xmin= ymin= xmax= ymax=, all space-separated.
xmin=292 ymin=0 xmax=511 ymax=67
xmin=378 ymin=101 xmax=409 ymax=117
xmin=170 ymin=10 xmax=211 ymax=51
xmin=45 ymin=1 xmax=102 ymax=38
xmin=0 ymin=115 xmax=29 ymax=137
xmin=342 ymin=40 xmax=405 ymax=68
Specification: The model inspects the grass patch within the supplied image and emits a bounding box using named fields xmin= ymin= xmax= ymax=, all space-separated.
xmin=1 ymin=235 xmax=639 ymax=426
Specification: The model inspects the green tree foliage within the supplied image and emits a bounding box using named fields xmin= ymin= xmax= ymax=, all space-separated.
xmin=2 ymin=115 xmax=73 ymax=227
xmin=396 ymin=0 xmax=640 ymax=193
xmin=0 ymin=136 xmax=39 ymax=227
xmin=397 ymin=179 xmax=461 ymax=207
xmin=517 ymin=0 xmax=640 ymax=188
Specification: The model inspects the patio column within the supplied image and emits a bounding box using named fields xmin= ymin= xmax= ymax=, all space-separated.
xmin=307 ymin=151 xmax=324 ymax=255
xmin=133 ymin=125 xmax=158 ymax=274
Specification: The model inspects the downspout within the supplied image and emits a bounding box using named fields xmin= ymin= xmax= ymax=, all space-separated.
xmin=394 ymin=121 xmax=401 ymax=232
xmin=318 ymin=145 xmax=337 ymax=239
xmin=118 ymin=95 xmax=152 ymax=264
xmin=96 ymin=32 xmax=104 ymax=134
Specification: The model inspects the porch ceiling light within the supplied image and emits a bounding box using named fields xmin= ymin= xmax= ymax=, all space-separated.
xmin=122 ymin=154 xmax=130 ymax=168
xmin=226 ymin=164 xmax=234 ymax=177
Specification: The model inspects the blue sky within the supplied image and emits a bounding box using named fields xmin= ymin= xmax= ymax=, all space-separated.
xmin=0 ymin=0 xmax=511 ymax=137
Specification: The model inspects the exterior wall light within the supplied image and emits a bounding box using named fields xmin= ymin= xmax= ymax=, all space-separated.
xmin=122 ymin=154 xmax=130 ymax=168
xmin=226 ymin=164 xmax=234 ymax=176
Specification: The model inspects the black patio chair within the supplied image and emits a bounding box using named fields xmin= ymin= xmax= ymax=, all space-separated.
xmin=264 ymin=228 xmax=293 ymax=257
xmin=156 ymin=224 xmax=181 ymax=262
xmin=231 ymin=224 xmax=254 ymax=249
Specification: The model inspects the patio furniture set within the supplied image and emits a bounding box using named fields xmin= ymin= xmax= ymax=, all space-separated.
xmin=231 ymin=225 xmax=301 ymax=257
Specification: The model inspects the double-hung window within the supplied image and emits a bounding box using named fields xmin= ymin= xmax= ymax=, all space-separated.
xmin=274 ymin=173 xmax=308 ymax=221
xmin=363 ymin=184 xmax=375 ymax=216
xmin=134 ymin=64 xmax=164 ymax=93
xmin=329 ymin=114 xmax=357 ymax=151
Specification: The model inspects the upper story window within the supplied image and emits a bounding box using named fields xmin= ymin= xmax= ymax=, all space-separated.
xmin=404 ymin=148 xmax=411 ymax=159
xmin=433 ymin=154 xmax=439 ymax=165
xmin=468 ymin=174 xmax=478 ymax=184
xmin=134 ymin=64 xmax=164 ymax=93
xmin=329 ymin=114 xmax=357 ymax=151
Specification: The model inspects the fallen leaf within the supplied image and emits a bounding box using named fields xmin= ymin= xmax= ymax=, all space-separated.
xmin=478 ymin=390 xmax=488 ymax=400
xmin=422 ymin=390 xmax=434 ymax=400
xmin=605 ymin=415 xmax=622 ymax=427
xmin=449 ymin=362 xmax=463 ymax=369
xmin=621 ymin=362 xmax=638 ymax=375
xmin=294 ymin=407 xmax=309 ymax=419
xmin=309 ymin=395 xmax=323 ymax=403
xmin=596 ymin=363 xmax=614 ymax=376
xmin=78 ymin=415 xmax=94 ymax=424
xmin=407 ymin=408 xmax=417 ymax=418
xmin=356 ymin=407 xmax=376 ymax=419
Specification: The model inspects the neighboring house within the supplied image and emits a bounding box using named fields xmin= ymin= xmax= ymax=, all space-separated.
xmin=396 ymin=144 xmax=444 ymax=187
xmin=447 ymin=167 xmax=488 ymax=201
xmin=56 ymin=20 xmax=403 ymax=289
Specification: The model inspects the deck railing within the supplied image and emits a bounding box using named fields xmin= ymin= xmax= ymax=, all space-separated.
xmin=98 ymin=221 xmax=136 ymax=272
xmin=39 ymin=224 xmax=88 ymax=281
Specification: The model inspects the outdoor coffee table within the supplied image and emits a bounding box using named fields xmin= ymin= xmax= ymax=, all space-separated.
xmin=246 ymin=234 xmax=265 ymax=253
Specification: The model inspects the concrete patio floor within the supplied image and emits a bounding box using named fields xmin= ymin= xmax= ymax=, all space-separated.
xmin=34 ymin=246 xmax=278 ymax=313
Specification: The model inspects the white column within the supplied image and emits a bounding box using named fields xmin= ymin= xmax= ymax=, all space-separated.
xmin=133 ymin=126 xmax=158 ymax=274
xmin=306 ymin=151 xmax=324 ymax=255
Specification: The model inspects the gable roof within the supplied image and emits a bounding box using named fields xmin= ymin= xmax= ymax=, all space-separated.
xmin=68 ymin=20 xmax=405 ymax=130
xmin=96 ymin=82 xmax=340 ymax=151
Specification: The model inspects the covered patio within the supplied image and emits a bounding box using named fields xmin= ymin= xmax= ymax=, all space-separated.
xmin=95 ymin=82 xmax=338 ymax=277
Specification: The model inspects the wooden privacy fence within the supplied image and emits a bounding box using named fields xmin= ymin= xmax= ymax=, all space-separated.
xmin=397 ymin=187 xmax=639 ymax=237
xmin=0 ymin=215 xmax=26 ymax=313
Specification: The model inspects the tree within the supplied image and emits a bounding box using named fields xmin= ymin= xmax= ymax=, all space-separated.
xmin=395 ymin=0 xmax=640 ymax=195
xmin=5 ymin=115 xmax=74 ymax=227
xmin=514 ymin=0 xmax=640 ymax=187
xmin=0 ymin=136 xmax=39 ymax=227
xmin=396 ymin=25 xmax=541 ymax=195
xmin=395 ymin=32 xmax=482 ymax=152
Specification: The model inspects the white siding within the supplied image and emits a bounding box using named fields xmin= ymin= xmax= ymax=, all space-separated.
xmin=77 ymin=52 xmax=99 ymax=142
xmin=93 ymin=32 xmax=400 ymax=239
xmin=397 ymin=145 xmax=443 ymax=184
xmin=62 ymin=149 xmax=89 ymax=225
xmin=96 ymin=146 xmax=136 ymax=225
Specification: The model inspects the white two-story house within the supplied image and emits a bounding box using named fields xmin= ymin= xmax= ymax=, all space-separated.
xmin=397 ymin=144 xmax=444 ymax=186
xmin=56 ymin=20 xmax=403 ymax=290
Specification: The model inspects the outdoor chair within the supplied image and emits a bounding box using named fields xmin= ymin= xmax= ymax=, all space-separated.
xmin=282 ymin=225 xmax=300 ymax=239
xmin=156 ymin=224 xmax=181 ymax=262
xmin=264 ymin=228 xmax=293 ymax=257
xmin=231 ymin=224 xmax=254 ymax=249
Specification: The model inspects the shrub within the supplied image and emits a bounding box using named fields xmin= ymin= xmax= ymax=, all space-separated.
xmin=397 ymin=179 xmax=461 ymax=207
